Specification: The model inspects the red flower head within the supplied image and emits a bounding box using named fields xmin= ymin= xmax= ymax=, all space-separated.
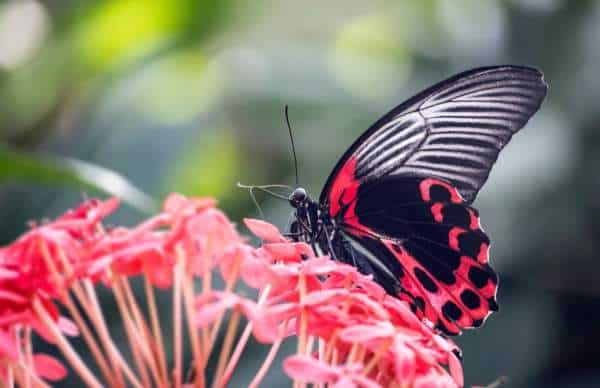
xmin=0 ymin=197 xmax=466 ymax=388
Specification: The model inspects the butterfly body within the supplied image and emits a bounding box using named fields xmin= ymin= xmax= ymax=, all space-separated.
xmin=287 ymin=66 xmax=547 ymax=335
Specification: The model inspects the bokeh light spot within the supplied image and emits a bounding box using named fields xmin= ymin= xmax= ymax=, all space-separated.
xmin=330 ymin=13 xmax=412 ymax=100
xmin=0 ymin=0 xmax=49 ymax=70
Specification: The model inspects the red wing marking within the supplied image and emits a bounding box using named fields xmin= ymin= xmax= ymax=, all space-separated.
xmin=328 ymin=157 xmax=360 ymax=218
xmin=419 ymin=178 xmax=463 ymax=203
xmin=466 ymin=208 xmax=481 ymax=230
xmin=448 ymin=227 xmax=466 ymax=251
xmin=477 ymin=243 xmax=489 ymax=264
xmin=382 ymin=239 xmax=497 ymax=335
xmin=336 ymin=176 xmax=498 ymax=335
xmin=430 ymin=203 xmax=444 ymax=222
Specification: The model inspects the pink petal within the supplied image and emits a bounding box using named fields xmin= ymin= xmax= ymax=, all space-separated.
xmin=163 ymin=193 xmax=189 ymax=213
xmin=303 ymin=289 xmax=349 ymax=306
xmin=350 ymin=374 xmax=383 ymax=388
xmin=243 ymin=218 xmax=286 ymax=242
xmin=219 ymin=245 xmax=250 ymax=282
xmin=249 ymin=304 xmax=297 ymax=343
xmin=163 ymin=193 xmax=215 ymax=214
xmin=283 ymin=355 xmax=338 ymax=382
xmin=353 ymin=276 xmax=386 ymax=300
xmin=31 ymin=317 xmax=56 ymax=344
xmin=58 ymin=316 xmax=79 ymax=337
xmin=392 ymin=338 xmax=416 ymax=382
xmin=339 ymin=322 xmax=395 ymax=343
xmin=240 ymin=255 xmax=276 ymax=289
xmin=448 ymin=351 xmax=464 ymax=387
xmin=301 ymin=257 xmax=341 ymax=275
xmin=0 ymin=289 xmax=27 ymax=303
xmin=262 ymin=243 xmax=301 ymax=262
xmin=0 ymin=329 xmax=18 ymax=359
xmin=383 ymin=297 xmax=424 ymax=328
xmin=339 ymin=292 xmax=390 ymax=320
xmin=195 ymin=295 xmax=239 ymax=327
xmin=0 ymin=267 xmax=18 ymax=279
xmin=262 ymin=242 xmax=313 ymax=263
xmin=33 ymin=353 xmax=68 ymax=381
xmin=331 ymin=377 xmax=358 ymax=388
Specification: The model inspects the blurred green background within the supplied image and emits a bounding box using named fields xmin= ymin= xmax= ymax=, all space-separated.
xmin=1 ymin=0 xmax=599 ymax=386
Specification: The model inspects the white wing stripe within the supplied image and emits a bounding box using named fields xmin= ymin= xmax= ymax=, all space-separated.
xmin=321 ymin=66 xmax=547 ymax=204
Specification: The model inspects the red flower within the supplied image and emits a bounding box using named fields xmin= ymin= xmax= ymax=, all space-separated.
xmin=0 ymin=197 xmax=467 ymax=388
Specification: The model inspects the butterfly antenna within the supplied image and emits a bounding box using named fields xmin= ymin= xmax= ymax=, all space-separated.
xmin=247 ymin=186 xmax=265 ymax=220
xmin=237 ymin=182 xmax=291 ymax=201
xmin=285 ymin=105 xmax=299 ymax=186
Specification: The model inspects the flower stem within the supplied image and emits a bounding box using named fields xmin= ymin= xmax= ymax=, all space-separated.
xmin=33 ymin=298 xmax=103 ymax=388
xmin=248 ymin=325 xmax=285 ymax=388
xmin=61 ymin=291 xmax=116 ymax=386
xmin=75 ymin=280 xmax=141 ymax=388
xmin=219 ymin=285 xmax=272 ymax=387
xmin=111 ymin=274 xmax=152 ymax=388
xmin=55 ymin=247 xmax=127 ymax=387
xmin=6 ymin=364 xmax=14 ymax=388
xmin=183 ymin=278 xmax=205 ymax=388
xmin=346 ymin=342 xmax=360 ymax=364
xmin=119 ymin=275 xmax=165 ymax=387
xmin=178 ymin=246 xmax=205 ymax=388
xmin=40 ymin=242 xmax=117 ymax=386
xmin=172 ymin=246 xmax=184 ymax=388
xmin=298 ymin=273 xmax=308 ymax=355
xmin=213 ymin=310 xmax=241 ymax=388
xmin=207 ymin=250 xmax=242 ymax=353
xmin=14 ymin=363 xmax=51 ymax=388
xmin=144 ymin=275 xmax=168 ymax=384
xmin=24 ymin=327 xmax=33 ymax=388
xmin=363 ymin=339 xmax=391 ymax=376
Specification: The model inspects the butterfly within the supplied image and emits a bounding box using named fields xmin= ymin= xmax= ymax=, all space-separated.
xmin=286 ymin=66 xmax=547 ymax=335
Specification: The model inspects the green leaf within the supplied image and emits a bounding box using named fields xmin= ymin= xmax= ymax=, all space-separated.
xmin=0 ymin=144 xmax=157 ymax=213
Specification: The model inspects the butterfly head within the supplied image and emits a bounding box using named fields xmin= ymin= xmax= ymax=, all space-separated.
xmin=288 ymin=187 xmax=308 ymax=208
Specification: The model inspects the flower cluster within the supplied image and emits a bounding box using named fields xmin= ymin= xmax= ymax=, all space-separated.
xmin=0 ymin=194 xmax=463 ymax=387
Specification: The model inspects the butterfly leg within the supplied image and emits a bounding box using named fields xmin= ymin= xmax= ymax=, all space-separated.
xmin=321 ymin=225 xmax=340 ymax=262
xmin=282 ymin=232 xmax=303 ymax=238
xmin=346 ymin=240 xmax=358 ymax=268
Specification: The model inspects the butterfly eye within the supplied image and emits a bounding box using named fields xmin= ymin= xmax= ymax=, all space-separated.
xmin=289 ymin=188 xmax=307 ymax=207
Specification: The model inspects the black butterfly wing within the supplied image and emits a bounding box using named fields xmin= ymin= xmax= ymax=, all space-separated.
xmin=320 ymin=65 xmax=547 ymax=206
xmin=320 ymin=66 xmax=547 ymax=334
xmin=336 ymin=176 xmax=498 ymax=335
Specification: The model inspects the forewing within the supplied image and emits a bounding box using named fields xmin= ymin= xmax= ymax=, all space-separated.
xmin=320 ymin=66 xmax=547 ymax=206
xmin=337 ymin=176 xmax=498 ymax=335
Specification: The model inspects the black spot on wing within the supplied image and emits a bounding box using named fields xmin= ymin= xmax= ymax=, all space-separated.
xmin=404 ymin=240 xmax=457 ymax=285
xmin=458 ymin=230 xmax=490 ymax=257
xmin=436 ymin=318 xmax=460 ymax=336
xmin=468 ymin=265 xmax=497 ymax=288
xmin=460 ymin=289 xmax=481 ymax=309
xmin=414 ymin=296 xmax=425 ymax=311
xmin=442 ymin=301 xmax=463 ymax=321
xmin=429 ymin=184 xmax=452 ymax=202
xmin=472 ymin=318 xmax=484 ymax=327
xmin=441 ymin=204 xmax=472 ymax=228
xmin=414 ymin=267 xmax=439 ymax=293
xmin=488 ymin=297 xmax=499 ymax=312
